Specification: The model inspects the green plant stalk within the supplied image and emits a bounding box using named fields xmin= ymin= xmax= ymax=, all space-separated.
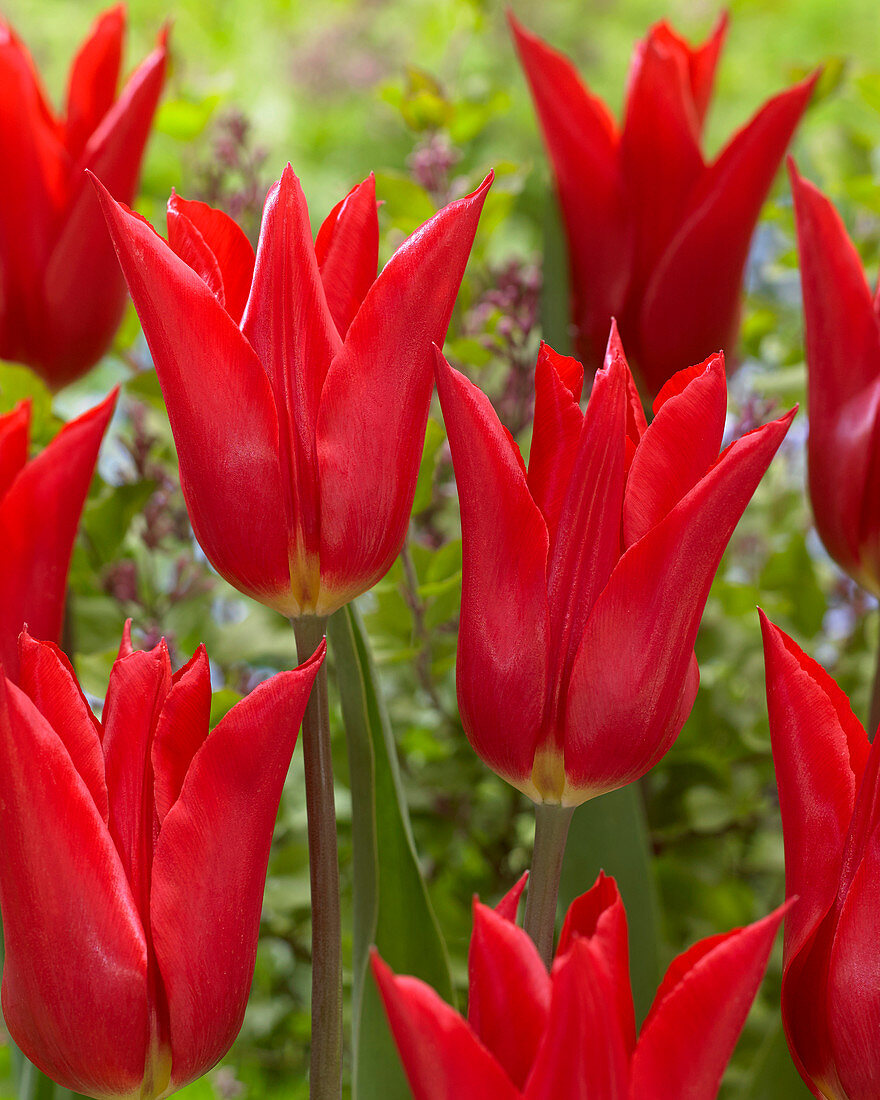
xmin=293 ymin=615 xmax=342 ymax=1100
xmin=523 ymin=802 xmax=576 ymax=968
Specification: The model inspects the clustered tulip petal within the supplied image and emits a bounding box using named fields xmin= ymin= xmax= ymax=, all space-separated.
xmin=0 ymin=390 xmax=116 ymax=683
xmin=762 ymin=615 xmax=880 ymax=1100
xmin=0 ymin=6 xmax=167 ymax=389
xmin=511 ymin=13 xmax=816 ymax=395
xmin=372 ymin=872 xmax=785 ymax=1099
xmin=436 ymin=328 xmax=793 ymax=805
xmin=0 ymin=625 xmax=324 ymax=1099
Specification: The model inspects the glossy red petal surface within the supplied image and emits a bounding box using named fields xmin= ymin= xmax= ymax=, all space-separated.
xmin=152 ymin=645 xmax=212 ymax=824
xmin=494 ymin=872 xmax=529 ymax=922
xmin=371 ymin=953 xmax=520 ymax=1100
xmin=0 ymin=400 xmax=30 ymax=499
xmin=685 ymin=13 xmax=728 ymax=130
xmin=435 ymin=354 xmax=550 ymax=789
xmin=631 ymin=907 xmax=784 ymax=1099
xmin=63 ymin=5 xmax=124 ymax=160
xmin=316 ymin=175 xmax=490 ymax=613
xmin=0 ymin=676 xmax=148 ymax=1097
xmin=315 ymin=173 xmax=379 ymax=337
xmin=0 ymin=390 xmax=114 ymax=683
xmin=94 ymin=180 xmax=294 ymax=611
xmin=152 ymin=645 xmax=323 ymax=1090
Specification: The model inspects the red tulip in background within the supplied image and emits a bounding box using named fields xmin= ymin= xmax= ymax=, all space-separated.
xmin=435 ymin=327 xmax=793 ymax=805
xmin=789 ymin=160 xmax=880 ymax=596
xmin=762 ymin=615 xmax=880 ymax=1100
xmin=0 ymin=6 xmax=168 ymax=390
xmin=0 ymin=625 xmax=324 ymax=1098
xmin=510 ymin=13 xmax=816 ymax=396
xmin=93 ymin=165 xmax=490 ymax=619
xmin=0 ymin=390 xmax=116 ymax=683
xmin=372 ymin=871 xmax=784 ymax=1099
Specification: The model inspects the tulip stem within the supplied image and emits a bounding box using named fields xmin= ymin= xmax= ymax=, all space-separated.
xmin=293 ymin=615 xmax=342 ymax=1100
xmin=869 ymin=627 xmax=880 ymax=743
xmin=523 ymin=803 xmax=576 ymax=969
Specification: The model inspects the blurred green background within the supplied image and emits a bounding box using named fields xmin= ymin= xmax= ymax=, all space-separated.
xmin=3 ymin=0 xmax=880 ymax=1096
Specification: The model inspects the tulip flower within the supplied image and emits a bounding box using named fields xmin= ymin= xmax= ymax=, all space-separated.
xmin=0 ymin=624 xmax=324 ymax=1099
xmin=0 ymin=7 xmax=168 ymax=390
xmin=436 ymin=327 xmax=794 ymax=808
xmin=372 ymin=871 xmax=785 ymax=1099
xmin=788 ymin=160 xmax=880 ymax=597
xmin=762 ymin=614 xmax=880 ymax=1100
xmin=0 ymin=390 xmax=116 ymax=683
xmin=92 ymin=165 xmax=491 ymax=619
xmin=511 ymin=13 xmax=816 ymax=396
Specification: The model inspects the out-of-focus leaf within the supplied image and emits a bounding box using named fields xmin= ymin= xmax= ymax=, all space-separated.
xmin=742 ymin=1018 xmax=814 ymax=1098
xmin=0 ymin=364 xmax=55 ymax=446
xmin=154 ymin=95 xmax=220 ymax=141
xmin=412 ymin=419 xmax=445 ymax=515
xmin=82 ymin=481 xmax=156 ymax=562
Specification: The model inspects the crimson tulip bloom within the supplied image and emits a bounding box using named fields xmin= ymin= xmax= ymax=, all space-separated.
xmin=0 ymin=390 xmax=116 ymax=683
xmin=0 ymin=625 xmax=324 ymax=1099
xmin=372 ymin=872 xmax=784 ymax=1099
xmin=93 ymin=166 xmax=490 ymax=619
xmin=0 ymin=7 xmax=167 ymax=389
xmin=511 ymin=13 xmax=816 ymax=396
xmin=436 ymin=328 xmax=793 ymax=805
xmin=762 ymin=615 xmax=880 ymax=1100
xmin=789 ymin=160 xmax=880 ymax=596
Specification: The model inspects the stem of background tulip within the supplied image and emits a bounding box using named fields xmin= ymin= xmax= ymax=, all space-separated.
xmin=292 ymin=615 xmax=342 ymax=1100
xmin=869 ymin=629 xmax=880 ymax=743
xmin=523 ymin=803 xmax=576 ymax=968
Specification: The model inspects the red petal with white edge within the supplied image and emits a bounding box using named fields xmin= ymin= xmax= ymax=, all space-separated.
xmin=93 ymin=178 xmax=294 ymax=611
xmin=315 ymin=173 xmax=379 ymax=337
xmin=468 ymin=900 xmax=551 ymax=1090
xmin=63 ymin=5 xmax=124 ymax=160
xmin=557 ymin=873 xmax=636 ymax=1055
xmin=0 ymin=390 xmax=115 ymax=683
xmin=623 ymin=354 xmax=727 ymax=548
xmin=524 ymin=938 xmax=629 ymax=1100
xmin=526 ymin=344 xmax=585 ymax=547
xmin=790 ymin=162 xmax=880 ymax=588
xmin=0 ymin=676 xmax=147 ymax=1097
xmin=0 ymin=400 xmax=30 ymax=499
xmin=17 ymin=631 xmax=106 ymax=822
xmin=435 ymin=353 xmax=550 ymax=789
xmin=510 ymin=15 xmax=629 ymax=369
xmin=371 ymin=952 xmax=520 ymax=1100
xmin=316 ymin=175 xmax=491 ymax=613
xmin=631 ymin=906 xmax=784 ymax=1099
xmin=167 ymin=193 xmax=255 ymax=324
xmin=564 ymin=409 xmax=793 ymax=797
xmin=152 ymin=645 xmax=324 ymax=1090
xmin=152 ymin=646 xmax=212 ymax=824
xmin=42 ymin=34 xmax=168 ymax=390
xmin=636 ymin=73 xmax=816 ymax=396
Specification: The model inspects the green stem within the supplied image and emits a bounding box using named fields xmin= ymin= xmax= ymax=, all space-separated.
xmin=869 ymin=618 xmax=880 ymax=743
xmin=523 ymin=803 xmax=576 ymax=969
xmin=292 ymin=615 xmax=342 ymax=1100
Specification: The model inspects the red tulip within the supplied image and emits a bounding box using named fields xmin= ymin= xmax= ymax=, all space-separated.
xmin=0 ymin=6 xmax=167 ymax=390
xmin=510 ymin=13 xmax=816 ymax=396
xmin=761 ymin=614 xmax=880 ymax=1100
xmin=435 ymin=327 xmax=793 ymax=805
xmin=372 ymin=871 xmax=785 ymax=1099
xmin=788 ymin=160 xmax=880 ymax=595
xmin=0 ymin=624 xmax=324 ymax=1098
xmin=92 ymin=166 xmax=491 ymax=618
xmin=0 ymin=390 xmax=116 ymax=683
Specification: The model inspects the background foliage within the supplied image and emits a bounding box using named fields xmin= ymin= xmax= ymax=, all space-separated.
xmin=3 ymin=0 xmax=880 ymax=1096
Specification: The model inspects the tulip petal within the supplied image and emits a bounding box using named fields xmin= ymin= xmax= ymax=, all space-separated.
xmin=557 ymin=873 xmax=636 ymax=1055
xmin=564 ymin=410 xmax=793 ymax=797
xmin=510 ymin=14 xmax=629 ymax=369
xmin=468 ymin=901 xmax=551 ymax=1089
xmin=631 ymin=907 xmax=785 ymax=1099
xmin=63 ymin=5 xmax=124 ymax=160
xmin=152 ymin=646 xmax=212 ymax=824
xmin=0 ymin=676 xmax=147 ymax=1097
xmin=371 ymin=952 xmax=520 ymax=1100
xmin=94 ymin=178 xmax=294 ymax=611
xmin=524 ymin=938 xmax=629 ymax=1100
xmin=152 ymin=645 xmax=324 ymax=1090
xmin=623 ymin=354 xmax=727 ymax=547
xmin=435 ymin=353 xmax=550 ymax=792
xmin=684 ymin=13 xmax=728 ymax=130
xmin=495 ymin=872 xmax=529 ymax=922
xmin=0 ymin=400 xmax=30 ymax=499
xmin=0 ymin=390 xmax=115 ymax=682
xmin=315 ymin=174 xmax=380 ymax=337
xmin=316 ymin=175 xmax=491 ymax=613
